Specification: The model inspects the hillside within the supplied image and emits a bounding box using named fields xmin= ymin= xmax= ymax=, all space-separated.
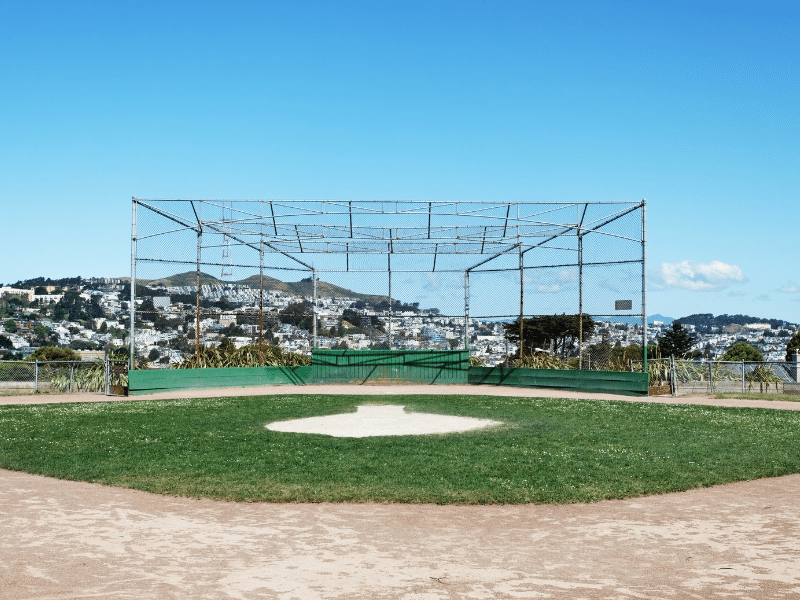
xmin=143 ymin=271 xmax=384 ymax=302
xmin=146 ymin=272 xmax=223 ymax=287
xmin=236 ymin=275 xmax=383 ymax=301
xmin=675 ymin=313 xmax=794 ymax=330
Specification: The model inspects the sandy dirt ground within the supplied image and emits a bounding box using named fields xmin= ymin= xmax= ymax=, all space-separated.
xmin=2 ymin=386 xmax=800 ymax=599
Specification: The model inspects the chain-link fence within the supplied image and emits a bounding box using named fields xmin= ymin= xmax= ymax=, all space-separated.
xmin=636 ymin=358 xmax=800 ymax=396
xmin=0 ymin=360 xmax=128 ymax=395
xmin=131 ymin=198 xmax=647 ymax=371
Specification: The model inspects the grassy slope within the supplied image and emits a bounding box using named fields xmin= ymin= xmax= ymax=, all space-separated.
xmin=144 ymin=271 xmax=382 ymax=301
xmin=1 ymin=394 xmax=798 ymax=504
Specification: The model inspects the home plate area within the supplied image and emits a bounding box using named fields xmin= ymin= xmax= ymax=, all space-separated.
xmin=265 ymin=404 xmax=501 ymax=438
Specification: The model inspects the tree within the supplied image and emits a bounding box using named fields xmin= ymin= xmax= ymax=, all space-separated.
xmin=148 ymin=348 xmax=161 ymax=362
xmin=503 ymin=314 xmax=595 ymax=358
xmin=69 ymin=340 xmax=99 ymax=350
xmin=656 ymin=323 xmax=696 ymax=358
xmin=279 ymin=301 xmax=313 ymax=329
xmin=53 ymin=291 xmax=87 ymax=322
xmin=4 ymin=319 xmax=17 ymax=333
xmin=0 ymin=335 xmax=13 ymax=349
xmin=721 ymin=341 xmax=763 ymax=362
xmin=26 ymin=346 xmax=81 ymax=361
xmin=786 ymin=330 xmax=800 ymax=362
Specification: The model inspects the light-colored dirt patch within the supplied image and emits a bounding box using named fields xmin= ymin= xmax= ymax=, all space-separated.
xmin=266 ymin=404 xmax=502 ymax=437
xmin=3 ymin=384 xmax=799 ymax=412
xmin=3 ymin=386 xmax=800 ymax=598
xmin=2 ymin=470 xmax=800 ymax=599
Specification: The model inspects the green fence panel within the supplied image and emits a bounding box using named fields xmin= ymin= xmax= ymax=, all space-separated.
xmin=468 ymin=367 xmax=649 ymax=396
xmin=311 ymin=349 xmax=469 ymax=384
xmin=129 ymin=366 xmax=312 ymax=395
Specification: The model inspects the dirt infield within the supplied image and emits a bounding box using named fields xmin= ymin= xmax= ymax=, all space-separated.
xmin=2 ymin=386 xmax=800 ymax=598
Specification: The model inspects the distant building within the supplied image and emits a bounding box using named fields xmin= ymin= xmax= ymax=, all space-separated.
xmin=0 ymin=287 xmax=34 ymax=302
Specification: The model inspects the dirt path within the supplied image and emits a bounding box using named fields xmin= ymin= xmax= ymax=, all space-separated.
xmin=3 ymin=470 xmax=799 ymax=599
xmin=2 ymin=387 xmax=800 ymax=598
xmin=3 ymin=383 xmax=800 ymax=411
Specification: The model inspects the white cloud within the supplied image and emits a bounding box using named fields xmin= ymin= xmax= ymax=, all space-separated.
xmin=780 ymin=282 xmax=799 ymax=293
xmin=558 ymin=270 xmax=577 ymax=282
xmin=537 ymin=284 xmax=561 ymax=293
xmin=658 ymin=260 xmax=744 ymax=292
xmin=423 ymin=273 xmax=441 ymax=290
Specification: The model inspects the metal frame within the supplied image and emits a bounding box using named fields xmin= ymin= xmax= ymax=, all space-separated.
xmin=131 ymin=198 xmax=646 ymax=369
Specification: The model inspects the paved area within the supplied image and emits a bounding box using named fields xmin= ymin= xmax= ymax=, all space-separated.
xmin=2 ymin=386 xmax=799 ymax=598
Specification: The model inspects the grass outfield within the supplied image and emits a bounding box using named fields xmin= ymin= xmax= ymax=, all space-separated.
xmin=1 ymin=394 xmax=799 ymax=504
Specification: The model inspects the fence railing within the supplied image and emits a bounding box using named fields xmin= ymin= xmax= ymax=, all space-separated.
xmin=635 ymin=358 xmax=800 ymax=396
xmin=0 ymin=359 xmax=129 ymax=396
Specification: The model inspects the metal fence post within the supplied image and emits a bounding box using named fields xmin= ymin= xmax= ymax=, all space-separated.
xmin=709 ymin=360 xmax=714 ymax=393
xmin=670 ymin=355 xmax=676 ymax=397
xmin=130 ymin=197 xmax=138 ymax=371
xmin=312 ymin=268 xmax=318 ymax=350
xmin=34 ymin=361 xmax=38 ymax=393
xmin=641 ymin=198 xmax=648 ymax=375
xmin=742 ymin=360 xmax=745 ymax=393
xmin=464 ymin=270 xmax=470 ymax=351
xmin=518 ymin=244 xmax=524 ymax=359
xmin=578 ymin=233 xmax=583 ymax=369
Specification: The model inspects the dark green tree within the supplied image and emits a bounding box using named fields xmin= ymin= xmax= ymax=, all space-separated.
xmin=279 ymin=302 xmax=312 ymax=328
xmin=656 ymin=323 xmax=696 ymax=358
xmin=503 ymin=314 xmax=595 ymax=358
xmin=4 ymin=319 xmax=17 ymax=333
xmin=69 ymin=340 xmax=99 ymax=350
xmin=786 ymin=330 xmax=800 ymax=362
xmin=721 ymin=341 xmax=764 ymax=362
xmin=26 ymin=346 xmax=81 ymax=361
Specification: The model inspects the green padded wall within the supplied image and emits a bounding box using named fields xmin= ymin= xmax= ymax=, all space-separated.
xmin=128 ymin=366 xmax=312 ymax=395
xmin=468 ymin=366 xmax=649 ymax=396
xmin=311 ymin=349 xmax=469 ymax=384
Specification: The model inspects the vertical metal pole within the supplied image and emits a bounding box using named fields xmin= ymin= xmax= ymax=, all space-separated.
xmin=578 ymin=234 xmax=583 ymax=370
xmin=259 ymin=243 xmax=264 ymax=348
xmin=709 ymin=360 xmax=714 ymax=393
xmin=105 ymin=354 xmax=110 ymax=396
xmin=742 ymin=359 xmax=745 ymax=392
xmin=312 ymin=269 xmax=317 ymax=349
xmin=34 ymin=361 xmax=38 ymax=393
xmin=70 ymin=363 xmax=74 ymax=393
xmin=196 ymin=229 xmax=202 ymax=353
xmin=130 ymin=197 xmax=137 ymax=370
xmin=641 ymin=199 xmax=648 ymax=374
xmin=519 ymin=245 xmax=524 ymax=359
xmin=387 ymin=254 xmax=393 ymax=349
xmin=670 ymin=354 xmax=676 ymax=397
xmin=464 ymin=271 xmax=470 ymax=351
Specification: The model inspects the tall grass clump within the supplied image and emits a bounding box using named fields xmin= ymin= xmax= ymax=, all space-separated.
xmin=173 ymin=344 xmax=310 ymax=369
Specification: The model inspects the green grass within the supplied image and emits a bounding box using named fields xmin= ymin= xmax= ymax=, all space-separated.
xmin=1 ymin=394 xmax=799 ymax=504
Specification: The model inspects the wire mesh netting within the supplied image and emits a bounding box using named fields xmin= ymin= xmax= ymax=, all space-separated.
xmin=131 ymin=198 xmax=647 ymax=370
xmin=0 ymin=360 xmax=128 ymax=394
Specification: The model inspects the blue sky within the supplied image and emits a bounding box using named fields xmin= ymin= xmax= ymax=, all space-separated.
xmin=1 ymin=0 xmax=797 ymax=321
